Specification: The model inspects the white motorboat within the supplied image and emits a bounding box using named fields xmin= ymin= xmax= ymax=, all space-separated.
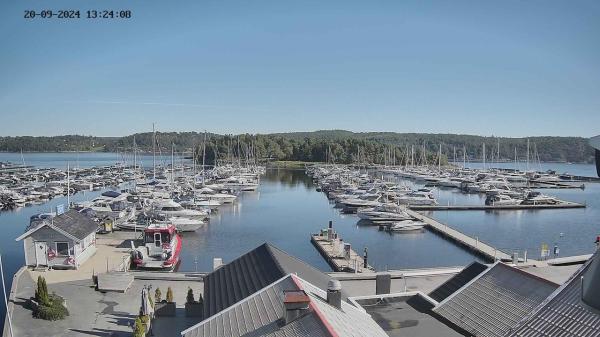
xmin=396 ymin=191 xmax=437 ymax=206
xmin=387 ymin=220 xmax=426 ymax=232
xmin=357 ymin=204 xmax=411 ymax=221
xmin=485 ymin=194 xmax=523 ymax=206
xmin=152 ymin=200 xmax=209 ymax=218
xmin=166 ymin=216 xmax=206 ymax=232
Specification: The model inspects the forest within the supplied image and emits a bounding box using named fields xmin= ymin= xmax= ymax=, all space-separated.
xmin=0 ymin=130 xmax=594 ymax=165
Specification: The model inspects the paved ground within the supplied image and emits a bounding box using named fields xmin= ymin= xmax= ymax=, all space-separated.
xmin=8 ymin=270 xmax=203 ymax=337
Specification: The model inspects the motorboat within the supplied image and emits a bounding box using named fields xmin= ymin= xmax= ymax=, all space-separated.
xmin=130 ymin=223 xmax=182 ymax=270
xmin=396 ymin=191 xmax=437 ymax=206
xmin=357 ymin=204 xmax=411 ymax=221
xmin=521 ymin=191 xmax=560 ymax=205
xmin=485 ymin=194 xmax=523 ymax=206
xmin=152 ymin=199 xmax=209 ymax=218
xmin=386 ymin=220 xmax=426 ymax=232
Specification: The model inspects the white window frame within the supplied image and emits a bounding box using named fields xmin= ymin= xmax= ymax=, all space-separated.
xmin=55 ymin=241 xmax=70 ymax=256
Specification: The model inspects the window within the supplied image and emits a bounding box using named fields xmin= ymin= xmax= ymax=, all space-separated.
xmin=56 ymin=242 xmax=69 ymax=256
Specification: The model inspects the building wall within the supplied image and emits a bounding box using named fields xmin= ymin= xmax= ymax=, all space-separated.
xmin=27 ymin=225 xmax=76 ymax=267
xmin=74 ymin=232 xmax=97 ymax=267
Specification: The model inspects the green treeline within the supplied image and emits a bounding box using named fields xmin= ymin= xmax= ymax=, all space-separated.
xmin=0 ymin=130 xmax=594 ymax=164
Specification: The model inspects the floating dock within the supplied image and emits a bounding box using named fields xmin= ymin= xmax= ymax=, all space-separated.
xmin=409 ymin=201 xmax=586 ymax=211
xmin=311 ymin=233 xmax=373 ymax=273
xmin=405 ymin=209 xmax=514 ymax=262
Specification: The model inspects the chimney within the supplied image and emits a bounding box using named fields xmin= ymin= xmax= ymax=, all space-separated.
xmin=283 ymin=290 xmax=311 ymax=325
xmin=327 ymin=279 xmax=342 ymax=309
xmin=582 ymin=253 xmax=600 ymax=310
xmin=213 ymin=258 xmax=223 ymax=270
xmin=376 ymin=273 xmax=391 ymax=295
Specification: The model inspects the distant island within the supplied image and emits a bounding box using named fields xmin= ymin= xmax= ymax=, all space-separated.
xmin=0 ymin=130 xmax=594 ymax=165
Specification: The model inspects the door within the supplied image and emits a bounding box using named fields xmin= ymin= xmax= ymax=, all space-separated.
xmin=154 ymin=233 xmax=162 ymax=247
xmin=34 ymin=241 xmax=48 ymax=266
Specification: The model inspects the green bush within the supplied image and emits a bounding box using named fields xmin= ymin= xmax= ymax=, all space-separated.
xmin=33 ymin=294 xmax=69 ymax=321
xmin=186 ymin=288 xmax=195 ymax=304
xmin=35 ymin=276 xmax=50 ymax=306
xmin=166 ymin=287 xmax=173 ymax=303
xmin=154 ymin=288 xmax=161 ymax=303
xmin=132 ymin=317 xmax=145 ymax=337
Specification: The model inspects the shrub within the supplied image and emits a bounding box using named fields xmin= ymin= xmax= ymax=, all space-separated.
xmin=154 ymin=288 xmax=161 ymax=303
xmin=186 ymin=288 xmax=195 ymax=304
xmin=33 ymin=294 xmax=69 ymax=321
xmin=35 ymin=276 xmax=50 ymax=306
xmin=132 ymin=317 xmax=145 ymax=337
xmin=166 ymin=287 xmax=174 ymax=303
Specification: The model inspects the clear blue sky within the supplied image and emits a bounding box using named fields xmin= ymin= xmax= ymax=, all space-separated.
xmin=1 ymin=0 xmax=599 ymax=137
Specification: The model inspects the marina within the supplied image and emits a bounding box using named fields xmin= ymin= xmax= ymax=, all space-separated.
xmin=1 ymin=154 xmax=600 ymax=334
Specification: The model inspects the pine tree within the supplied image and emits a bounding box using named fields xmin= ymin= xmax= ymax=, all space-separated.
xmin=154 ymin=288 xmax=162 ymax=303
xmin=166 ymin=287 xmax=174 ymax=303
xmin=186 ymin=288 xmax=194 ymax=304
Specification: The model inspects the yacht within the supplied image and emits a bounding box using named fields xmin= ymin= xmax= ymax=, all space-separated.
xmin=152 ymin=200 xmax=209 ymax=218
xmin=396 ymin=191 xmax=437 ymax=206
xmin=386 ymin=220 xmax=426 ymax=232
xmin=485 ymin=194 xmax=523 ymax=206
xmin=357 ymin=204 xmax=411 ymax=221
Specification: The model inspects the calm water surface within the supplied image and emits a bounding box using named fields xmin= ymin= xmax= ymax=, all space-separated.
xmin=1 ymin=154 xmax=599 ymax=330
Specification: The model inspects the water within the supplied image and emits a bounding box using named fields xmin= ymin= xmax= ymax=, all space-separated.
xmin=0 ymin=152 xmax=182 ymax=169
xmin=1 ymin=154 xmax=599 ymax=331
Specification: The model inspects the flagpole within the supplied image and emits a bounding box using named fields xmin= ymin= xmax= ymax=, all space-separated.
xmin=0 ymin=254 xmax=14 ymax=337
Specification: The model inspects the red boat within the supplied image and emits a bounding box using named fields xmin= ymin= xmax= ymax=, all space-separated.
xmin=130 ymin=223 xmax=182 ymax=270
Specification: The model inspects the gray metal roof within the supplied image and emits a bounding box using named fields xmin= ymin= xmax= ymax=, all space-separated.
xmin=356 ymin=294 xmax=467 ymax=337
xmin=590 ymin=135 xmax=600 ymax=150
xmin=183 ymin=274 xmax=388 ymax=337
xmin=433 ymin=262 xmax=558 ymax=337
xmin=429 ymin=261 xmax=488 ymax=303
xmin=203 ymin=243 xmax=337 ymax=317
xmin=506 ymin=252 xmax=600 ymax=337
xmin=49 ymin=209 xmax=98 ymax=240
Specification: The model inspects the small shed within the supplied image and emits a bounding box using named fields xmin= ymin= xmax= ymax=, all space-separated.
xmin=16 ymin=209 xmax=98 ymax=269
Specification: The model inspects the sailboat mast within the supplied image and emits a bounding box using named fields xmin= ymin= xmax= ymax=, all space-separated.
xmin=152 ymin=123 xmax=156 ymax=180
xmin=526 ymin=139 xmax=530 ymax=171
xmin=482 ymin=142 xmax=486 ymax=170
xmin=67 ymin=163 xmax=70 ymax=208
xmin=202 ymin=132 xmax=206 ymax=185
xmin=171 ymin=142 xmax=174 ymax=185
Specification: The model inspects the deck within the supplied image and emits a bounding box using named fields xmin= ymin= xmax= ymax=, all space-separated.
xmin=405 ymin=209 xmax=515 ymax=262
xmin=310 ymin=234 xmax=374 ymax=273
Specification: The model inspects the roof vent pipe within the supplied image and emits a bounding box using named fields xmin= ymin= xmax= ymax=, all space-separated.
xmin=327 ymin=279 xmax=342 ymax=309
xmin=582 ymin=252 xmax=600 ymax=310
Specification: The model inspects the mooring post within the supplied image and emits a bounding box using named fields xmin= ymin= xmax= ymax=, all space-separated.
xmin=328 ymin=220 xmax=333 ymax=229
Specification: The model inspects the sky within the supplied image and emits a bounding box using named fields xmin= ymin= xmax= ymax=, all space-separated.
xmin=0 ymin=0 xmax=599 ymax=137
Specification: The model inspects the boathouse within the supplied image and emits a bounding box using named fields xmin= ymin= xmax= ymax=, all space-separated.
xmin=15 ymin=209 xmax=98 ymax=269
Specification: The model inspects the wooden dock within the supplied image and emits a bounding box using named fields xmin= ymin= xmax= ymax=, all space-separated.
xmin=311 ymin=234 xmax=373 ymax=273
xmin=409 ymin=202 xmax=586 ymax=211
xmin=405 ymin=209 xmax=514 ymax=262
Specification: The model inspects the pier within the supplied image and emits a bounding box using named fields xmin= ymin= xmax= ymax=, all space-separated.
xmin=408 ymin=201 xmax=586 ymax=211
xmin=405 ymin=208 xmax=515 ymax=262
xmin=311 ymin=229 xmax=373 ymax=273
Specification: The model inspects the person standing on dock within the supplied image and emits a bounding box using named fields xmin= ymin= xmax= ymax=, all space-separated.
xmin=595 ymin=235 xmax=600 ymax=248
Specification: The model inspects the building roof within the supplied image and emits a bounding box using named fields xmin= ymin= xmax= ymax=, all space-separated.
xmin=433 ymin=262 xmax=558 ymax=337
xmin=429 ymin=261 xmax=488 ymax=303
xmin=354 ymin=293 xmax=467 ymax=337
xmin=203 ymin=243 xmax=337 ymax=317
xmin=15 ymin=209 xmax=97 ymax=242
xmin=506 ymin=251 xmax=600 ymax=337
xmin=182 ymin=274 xmax=388 ymax=337
xmin=590 ymin=135 xmax=600 ymax=150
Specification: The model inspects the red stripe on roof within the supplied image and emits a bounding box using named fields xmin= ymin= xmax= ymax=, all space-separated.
xmin=290 ymin=274 xmax=339 ymax=337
